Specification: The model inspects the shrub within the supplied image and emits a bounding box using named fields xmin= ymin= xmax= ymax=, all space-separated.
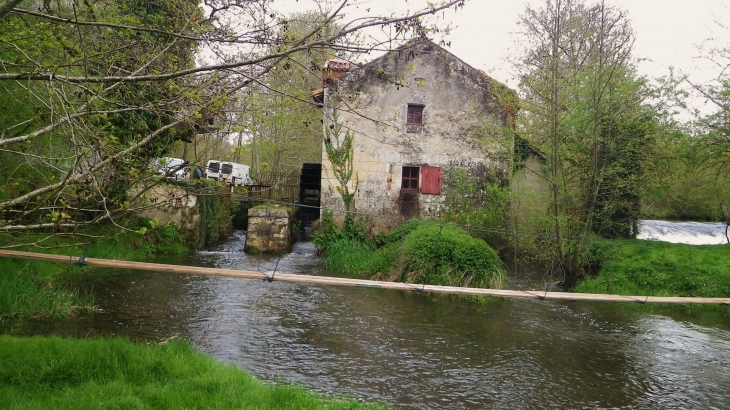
xmin=374 ymin=223 xmax=505 ymax=289
xmin=317 ymin=219 xmax=506 ymax=289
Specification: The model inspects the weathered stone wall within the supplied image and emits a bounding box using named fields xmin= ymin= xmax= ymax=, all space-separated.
xmin=244 ymin=208 xmax=292 ymax=254
xmin=321 ymin=39 xmax=513 ymax=234
xmin=137 ymin=184 xmax=200 ymax=231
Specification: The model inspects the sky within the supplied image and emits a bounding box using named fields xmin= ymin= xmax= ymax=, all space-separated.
xmin=271 ymin=0 xmax=728 ymax=97
xmin=447 ymin=0 xmax=725 ymax=85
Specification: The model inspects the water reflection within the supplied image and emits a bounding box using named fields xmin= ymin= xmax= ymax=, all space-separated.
xmin=3 ymin=231 xmax=730 ymax=409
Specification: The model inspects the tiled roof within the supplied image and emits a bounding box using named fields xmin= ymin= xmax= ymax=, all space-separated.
xmin=325 ymin=59 xmax=351 ymax=72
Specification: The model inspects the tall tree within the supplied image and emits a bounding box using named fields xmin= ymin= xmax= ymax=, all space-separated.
xmin=516 ymin=0 xmax=653 ymax=284
xmin=232 ymin=10 xmax=349 ymax=177
xmin=687 ymin=6 xmax=730 ymax=222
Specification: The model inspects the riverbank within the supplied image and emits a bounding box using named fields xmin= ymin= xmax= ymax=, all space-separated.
xmin=0 ymin=223 xmax=186 ymax=320
xmin=0 ymin=335 xmax=387 ymax=409
xmin=575 ymin=239 xmax=730 ymax=300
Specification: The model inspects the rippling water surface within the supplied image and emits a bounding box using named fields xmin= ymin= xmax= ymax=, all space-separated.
xmin=5 ymin=229 xmax=730 ymax=409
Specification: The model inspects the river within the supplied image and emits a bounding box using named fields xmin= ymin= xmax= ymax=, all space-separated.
xmin=4 ymin=223 xmax=730 ymax=408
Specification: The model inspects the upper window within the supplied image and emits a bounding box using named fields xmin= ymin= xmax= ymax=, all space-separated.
xmin=407 ymin=104 xmax=424 ymax=126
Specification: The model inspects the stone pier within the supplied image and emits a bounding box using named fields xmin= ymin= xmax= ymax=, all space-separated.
xmin=244 ymin=208 xmax=293 ymax=254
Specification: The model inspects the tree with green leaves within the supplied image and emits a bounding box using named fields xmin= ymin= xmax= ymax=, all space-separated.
xmin=515 ymin=0 xmax=655 ymax=285
xmin=232 ymin=11 xmax=345 ymax=176
xmin=0 ymin=0 xmax=465 ymax=246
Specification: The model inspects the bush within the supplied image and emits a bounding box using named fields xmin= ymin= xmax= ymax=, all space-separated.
xmin=374 ymin=223 xmax=505 ymax=289
xmin=441 ymin=168 xmax=510 ymax=249
xmin=317 ymin=219 xmax=506 ymax=289
xmin=230 ymin=200 xmax=249 ymax=230
xmin=311 ymin=210 xmax=366 ymax=252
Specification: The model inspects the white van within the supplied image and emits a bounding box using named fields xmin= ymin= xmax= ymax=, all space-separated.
xmin=220 ymin=162 xmax=252 ymax=185
xmin=154 ymin=157 xmax=187 ymax=179
xmin=205 ymin=160 xmax=222 ymax=180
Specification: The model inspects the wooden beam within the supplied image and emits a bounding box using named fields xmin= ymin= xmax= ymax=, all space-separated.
xmin=1 ymin=249 xmax=729 ymax=306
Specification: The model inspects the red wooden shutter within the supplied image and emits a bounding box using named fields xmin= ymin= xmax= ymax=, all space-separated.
xmin=420 ymin=166 xmax=442 ymax=195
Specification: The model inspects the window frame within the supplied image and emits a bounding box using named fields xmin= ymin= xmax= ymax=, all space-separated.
xmin=406 ymin=104 xmax=424 ymax=126
xmin=401 ymin=166 xmax=420 ymax=191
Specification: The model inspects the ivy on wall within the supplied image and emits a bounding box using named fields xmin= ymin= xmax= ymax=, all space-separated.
xmin=324 ymin=108 xmax=357 ymax=227
xmin=192 ymin=181 xmax=233 ymax=248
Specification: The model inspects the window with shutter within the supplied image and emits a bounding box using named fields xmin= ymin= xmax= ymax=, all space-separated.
xmin=420 ymin=166 xmax=442 ymax=195
xmin=401 ymin=166 xmax=419 ymax=191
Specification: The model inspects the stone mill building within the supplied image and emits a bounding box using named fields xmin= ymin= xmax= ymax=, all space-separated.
xmin=313 ymin=38 xmax=517 ymax=234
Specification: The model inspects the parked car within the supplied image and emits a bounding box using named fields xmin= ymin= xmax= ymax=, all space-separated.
xmin=205 ymin=160 xmax=222 ymax=180
xmin=154 ymin=157 xmax=187 ymax=179
xmin=221 ymin=162 xmax=252 ymax=185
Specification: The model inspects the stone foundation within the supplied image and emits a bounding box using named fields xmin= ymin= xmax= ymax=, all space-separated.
xmin=244 ymin=208 xmax=292 ymax=254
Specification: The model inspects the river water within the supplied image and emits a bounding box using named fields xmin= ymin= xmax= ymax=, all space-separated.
xmin=4 ymin=224 xmax=730 ymax=408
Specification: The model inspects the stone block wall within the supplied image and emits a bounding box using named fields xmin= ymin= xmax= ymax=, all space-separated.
xmin=245 ymin=208 xmax=292 ymax=254
xmin=137 ymin=184 xmax=200 ymax=231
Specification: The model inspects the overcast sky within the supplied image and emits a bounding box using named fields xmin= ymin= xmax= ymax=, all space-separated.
xmin=447 ymin=0 xmax=727 ymax=87
xmin=272 ymin=0 xmax=728 ymax=90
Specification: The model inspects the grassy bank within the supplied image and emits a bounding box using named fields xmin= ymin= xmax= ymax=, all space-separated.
xmin=575 ymin=239 xmax=730 ymax=298
xmin=0 ymin=222 xmax=186 ymax=320
xmin=0 ymin=335 xmax=386 ymax=410
xmin=314 ymin=219 xmax=506 ymax=289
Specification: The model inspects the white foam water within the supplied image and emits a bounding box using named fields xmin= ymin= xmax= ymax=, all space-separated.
xmin=638 ymin=220 xmax=728 ymax=245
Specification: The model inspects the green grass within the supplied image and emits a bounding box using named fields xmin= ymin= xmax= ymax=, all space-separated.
xmin=0 ymin=260 xmax=93 ymax=320
xmin=322 ymin=239 xmax=375 ymax=276
xmin=0 ymin=335 xmax=388 ymax=410
xmin=0 ymin=222 xmax=187 ymax=320
xmin=575 ymin=239 xmax=730 ymax=298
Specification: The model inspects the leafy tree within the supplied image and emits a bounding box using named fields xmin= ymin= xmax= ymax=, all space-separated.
xmin=686 ymin=8 xmax=730 ymax=222
xmin=0 ymin=0 xmax=465 ymax=245
xmin=233 ymin=11 xmax=344 ymax=175
xmin=515 ymin=0 xmax=655 ymax=284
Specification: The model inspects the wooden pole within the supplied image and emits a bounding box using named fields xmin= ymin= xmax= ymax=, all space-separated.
xmin=1 ymin=249 xmax=729 ymax=306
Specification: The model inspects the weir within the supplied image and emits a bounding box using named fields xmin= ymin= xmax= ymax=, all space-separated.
xmin=1 ymin=249 xmax=729 ymax=306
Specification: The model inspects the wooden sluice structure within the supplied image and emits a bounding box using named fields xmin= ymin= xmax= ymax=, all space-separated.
xmin=242 ymin=171 xmax=301 ymax=204
xmin=1 ymin=249 xmax=729 ymax=306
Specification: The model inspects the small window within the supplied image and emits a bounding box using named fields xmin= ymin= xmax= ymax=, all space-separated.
xmin=407 ymin=104 xmax=424 ymax=126
xmin=402 ymin=166 xmax=419 ymax=190
xmin=221 ymin=163 xmax=233 ymax=174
